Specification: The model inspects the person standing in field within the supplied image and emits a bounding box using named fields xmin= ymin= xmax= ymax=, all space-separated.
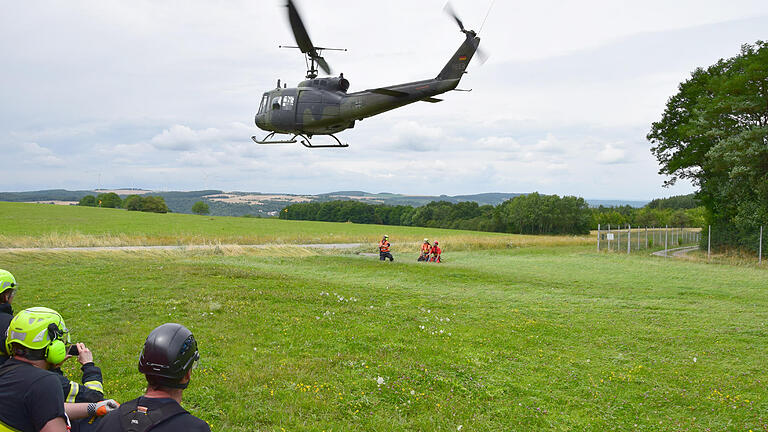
xmin=379 ymin=235 xmax=394 ymax=261
xmin=95 ymin=323 xmax=210 ymax=432
xmin=0 ymin=269 xmax=17 ymax=366
xmin=418 ymin=239 xmax=431 ymax=261
xmin=430 ymin=241 xmax=442 ymax=263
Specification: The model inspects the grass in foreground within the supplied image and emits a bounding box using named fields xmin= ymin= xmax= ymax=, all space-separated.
xmin=2 ymin=244 xmax=766 ymax=431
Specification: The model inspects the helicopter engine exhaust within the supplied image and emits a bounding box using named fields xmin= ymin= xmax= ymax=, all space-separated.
xmin=323 ymin=76 xmax=349 ymax=93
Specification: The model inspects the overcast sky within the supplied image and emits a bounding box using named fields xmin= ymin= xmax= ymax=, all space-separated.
xmin=2 ymin=1 xmax=767 ymax=199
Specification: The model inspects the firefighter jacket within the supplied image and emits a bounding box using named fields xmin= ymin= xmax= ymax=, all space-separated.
xmin=431 ymin=245 xmax=441 ymax=256
xmin=52 ymin=361 xmax=105 ymax=403
xmin=0 ymin=303 xmax=12 ymax=366
xmin=379 ymin=240 xmax=391 ymax=253
xmin=421 ymin=243 xmax=431 ymax=254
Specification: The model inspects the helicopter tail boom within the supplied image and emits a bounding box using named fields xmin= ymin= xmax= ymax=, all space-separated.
xmin=436 ymin=33 xmax=480 ymax=81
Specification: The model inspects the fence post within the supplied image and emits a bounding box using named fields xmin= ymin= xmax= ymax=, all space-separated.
xmin=645 ymin=226 xmax=648 ymax=249
xmin=665 ymin=225 xmax=668 ymax=257
xmin=637 ymin=225 xmax=640 ymax=250
xmin=627 ymin=224 xmax=631 ymax=254
xmin=608 ymin=224 xmax=611 ymax=251
xmin=760 ymin=226 xmax=763 ymax=265
xmin=597 ymin=224 xmax=601 ymax=252
xmin=708 ymin=225 xmax=711 ymax=259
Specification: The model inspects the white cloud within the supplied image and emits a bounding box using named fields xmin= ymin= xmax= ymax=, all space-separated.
xmin=149 ymin=123 xmax=250 ymax=151
xmin=20 ymin=142 xmax=65 ymax=167
xmin=597 ymin=144 xmax=629 ymax=164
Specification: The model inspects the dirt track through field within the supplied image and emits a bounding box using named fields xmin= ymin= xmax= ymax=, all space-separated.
xmin=0 ymin=243 xmax=365 ymax=253
xmin=651 ymin=246 xmax=699 ymax=258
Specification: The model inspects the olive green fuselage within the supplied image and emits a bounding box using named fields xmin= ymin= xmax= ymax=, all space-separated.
xmin=254 ymin=34 xmax=480 ymax=137
xmin=255 ymin=77 xmax=460 ymax=135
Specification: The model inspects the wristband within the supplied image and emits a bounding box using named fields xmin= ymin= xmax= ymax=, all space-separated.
xmin=87 ymin=403 xmax=96 ymax=417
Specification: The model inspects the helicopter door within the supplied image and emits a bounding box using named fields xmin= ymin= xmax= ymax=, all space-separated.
xmin=296 ymin=90 xmax=321 ymax=126
xmin=269 ymin=93 xmax=296 ymax=131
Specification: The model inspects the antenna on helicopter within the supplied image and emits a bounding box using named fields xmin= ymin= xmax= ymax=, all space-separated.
xmin=283 ymin=0 xmax=347 ymax=79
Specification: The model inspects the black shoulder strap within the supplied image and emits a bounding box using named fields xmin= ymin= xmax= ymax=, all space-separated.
xmin=118 ymin=398 xmax=188 ymax=432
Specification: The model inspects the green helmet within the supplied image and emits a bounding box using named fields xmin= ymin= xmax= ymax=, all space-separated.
xmin=6 ymin=307 xmax=70 ymax=364
xmin=0 ymin=269 xmax=16 ymax=294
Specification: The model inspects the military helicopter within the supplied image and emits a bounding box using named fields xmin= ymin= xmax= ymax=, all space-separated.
xmin=252 ymin=0 xmax=486 ymax=148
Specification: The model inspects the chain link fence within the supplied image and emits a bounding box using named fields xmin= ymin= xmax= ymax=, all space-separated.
xmin=596 ymin=225 xmax=700 ymax=254
xmin=596 ymin=224 xmax=765 ymax=264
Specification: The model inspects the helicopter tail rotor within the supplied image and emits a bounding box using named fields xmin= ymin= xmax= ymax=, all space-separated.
xmin=443 ymin=3 xmax=467 ymax=34
xmin=443 ymin=2 xmax=490 ymax=64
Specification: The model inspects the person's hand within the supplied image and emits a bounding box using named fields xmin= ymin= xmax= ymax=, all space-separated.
xmin=88 ymin=399 xmax=120 ymax=417
xmin=76 ymin=343 xmax=93 ymax=365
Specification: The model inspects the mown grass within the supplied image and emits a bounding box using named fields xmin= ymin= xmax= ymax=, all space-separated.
xmin=2 ymin=244 xmax=766 ymax=431
xmin=0 ymin=202 xmax=591 ymax=250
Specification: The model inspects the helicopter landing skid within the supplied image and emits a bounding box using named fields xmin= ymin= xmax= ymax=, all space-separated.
xmin=251 ymin=132 xmax=298 ymax=144
xmin=251 ymin=132 xmax=348 ymax=148
xmin=299 ymin=134 xmax=349 ymax=149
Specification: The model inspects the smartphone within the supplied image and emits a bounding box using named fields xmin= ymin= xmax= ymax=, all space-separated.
xmin=67 ymin=345 xmax=79 ymax=356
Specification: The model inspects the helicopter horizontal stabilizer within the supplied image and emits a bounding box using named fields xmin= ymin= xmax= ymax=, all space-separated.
xmin=421 ymin=97 xmax=443 ymax=103
xmin=370 ymin=88 xmax=409 ymax=97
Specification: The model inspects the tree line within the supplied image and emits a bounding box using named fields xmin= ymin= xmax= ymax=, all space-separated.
xmin=280 ymin=193 xmax=594 ymax=235
xmin=78 ymin=193 xmax=169 ymax=213
xmin=591 ymin=195 xmax=704 ymax=229
xmin=280 ymin=193 xmax=708 ymax=235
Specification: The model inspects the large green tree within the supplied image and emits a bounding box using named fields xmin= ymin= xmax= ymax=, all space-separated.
xmin=648 ymin=41 xmax=768 ymax=249
xmin=78 ymin=195 xmax=97 ymax=207
xmin=97 ymin=192 xmax=122 ymax=208
xmin=191 ymin=201 xmax=210 ymax=215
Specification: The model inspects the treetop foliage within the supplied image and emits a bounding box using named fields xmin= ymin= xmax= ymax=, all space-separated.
xmin=281 ymin=194 xmax=592 ymax=235
xmin=192 ymin=201 xmax=210 ymax=215
xmin=648 ymin=40 xmax=768 ymax=250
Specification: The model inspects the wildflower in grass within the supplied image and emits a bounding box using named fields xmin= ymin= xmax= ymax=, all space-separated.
xmin=376 ymin=376 xmax=385 ymax=386
xmin=457 ymin=426 xmax=462 ymax=431
xmin=693 ymin=357 xmax=697 ymax=363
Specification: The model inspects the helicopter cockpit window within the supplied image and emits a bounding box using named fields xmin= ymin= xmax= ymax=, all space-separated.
xmin=271 ymin=96 xmax=282 ymax=110
xmin=281 ymin=96 xmax=295 ymax=110
xmin=258 ymin=95 xmax=269 ymax=114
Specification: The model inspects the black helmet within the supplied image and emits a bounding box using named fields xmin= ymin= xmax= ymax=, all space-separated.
xmin=138 ymin=323 xmax=199 ymax=388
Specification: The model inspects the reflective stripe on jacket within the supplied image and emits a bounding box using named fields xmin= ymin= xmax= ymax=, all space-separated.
xmin=379 ymin=241 xmax=390 ymax=253
xmin=53 ymin=361 xmax=105 ymax=403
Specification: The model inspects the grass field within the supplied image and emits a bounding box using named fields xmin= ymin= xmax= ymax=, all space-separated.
xmin=0 ymin=202 xmax=590 ymax=250
xmin=1 ymin=202 xmax=767 ymax=430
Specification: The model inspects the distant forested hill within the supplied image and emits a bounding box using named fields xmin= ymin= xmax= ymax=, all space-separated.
xmin=1 ymin=189 xmax=648 ymax=217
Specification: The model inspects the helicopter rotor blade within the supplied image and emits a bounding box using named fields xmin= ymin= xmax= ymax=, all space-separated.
xmin=443 ymin=2 xmax=465 ymax=32
xmin=476 ymin=46 xmax=489 ymax=64
xmin=315 ymin=56 xmax=331 ymax=75
xmin=286 ymin=0 xmax=317 ymax=55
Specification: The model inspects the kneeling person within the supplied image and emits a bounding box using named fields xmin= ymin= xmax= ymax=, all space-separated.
xmin=95 ymin=323 xmax=210 ymax=432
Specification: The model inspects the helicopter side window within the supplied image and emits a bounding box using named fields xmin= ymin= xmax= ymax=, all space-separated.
xmin=281 ymin=96 xmax=294 ymax=110
xmin=258 ymin=95 xmax=269 ymax=114
xmin=271 ymin=96 xmax=282 ymax=110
